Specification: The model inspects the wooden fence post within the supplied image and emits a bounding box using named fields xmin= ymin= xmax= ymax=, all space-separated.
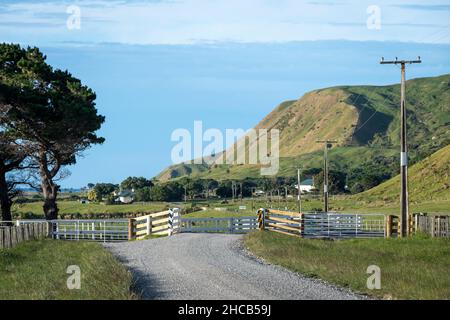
xmin=229 ymin=218 xmax=234 ymax=233
xmin=437 ymin=217 xmax=441 ymax=238
xmin=0 ymin=228 xmax=4 ymax=249
xmin=4 ymin=227 xmax=11 ymax=248
xmin=17 ymin=226 xmax=23 ymax=243
xmin=146 ymin=216 xmax=152 ymax=236
xmin=258 ymin=209 xmax=266 ymax=231
xmin=11 ymin=227 xmax=17 ymax=248
xmin=299 ymin=213 xmax=304 ymax=238
xmin=128 ymin=218 xmax=135 ymax=240
xmin=168 ymin=210 xmax=173 ymax=236
xmin=386 ymin=215 xmax=392 ymax=238
xmin=409 ymin=214 xmax=415 ymax=235
xmin=430 ymin=216 xmax=435 ymax=237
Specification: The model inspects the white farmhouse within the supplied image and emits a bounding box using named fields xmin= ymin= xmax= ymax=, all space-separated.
xmin=115 ymin=190 xmax=135 ymax=204
xmin=295 ymin=178 xmax=315 ymax=193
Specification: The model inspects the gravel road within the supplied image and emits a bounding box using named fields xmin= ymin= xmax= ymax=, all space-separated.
xmin=105 ymin=233 xmax=363 ymax=300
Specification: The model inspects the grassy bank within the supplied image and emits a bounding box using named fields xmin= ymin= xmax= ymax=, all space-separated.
xmin=245 ymin=231 xmax=450 ymax=300
xmin=0 ymin=240 xmax=136 ymax=300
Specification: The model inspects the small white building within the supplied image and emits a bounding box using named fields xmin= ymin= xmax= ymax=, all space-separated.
xmin=253 ymin=190 xmax=266 ymax=197
xmin=295 ymin=178 xmax=315 ymax=193
xmin=115 ymin=190 xmax=135 ymax=204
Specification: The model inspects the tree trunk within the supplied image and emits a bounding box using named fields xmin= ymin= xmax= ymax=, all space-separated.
xmin=0 ymin=170 xmax=13 ymax=222
xmin=41 ymin=181 xmax=58 ymax=220
xmin=39 ymin=152 xmax=59 ymax=220
xmin=43 ymin=197 xmax=58 ymax=220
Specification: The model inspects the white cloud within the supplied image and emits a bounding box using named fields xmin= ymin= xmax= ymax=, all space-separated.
xmin=0 ymin=0 xmax=449 ymax=45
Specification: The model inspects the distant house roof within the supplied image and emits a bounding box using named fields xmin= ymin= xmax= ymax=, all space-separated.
xmin=300 ymin=179 xmax=314 ymax=186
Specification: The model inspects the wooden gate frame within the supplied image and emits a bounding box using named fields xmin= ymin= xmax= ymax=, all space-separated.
xmin=128 ymin=208 xmax=180 ymax=240
xmin=257 ymin=208 xmax=304 ymax=237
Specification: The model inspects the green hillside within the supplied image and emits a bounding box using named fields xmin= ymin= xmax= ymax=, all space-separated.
xmin=356 ymin=144 xmax=450 ymax=203
xmin=157 ymin=74 xmax=450 ymax=182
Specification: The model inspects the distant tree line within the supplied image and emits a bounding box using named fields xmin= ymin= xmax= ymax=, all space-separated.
xmin=89 ymin=155 xmax=400 ymax=204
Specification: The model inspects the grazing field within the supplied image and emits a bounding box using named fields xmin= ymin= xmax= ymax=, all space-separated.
xmin=184 ymin=210 xmax=256 ymax=218
xmin=12 ymin=201 xmax=170 ymax=218
xmin=245 ymin=231 xmax=450 ymax=300
xmin=11 ymin=196 xmax=449 ymax=220
xmin=0 ymin=240 xmax=136 ymax=300
xmin=188 ymin=198 xmax=450 ymax=216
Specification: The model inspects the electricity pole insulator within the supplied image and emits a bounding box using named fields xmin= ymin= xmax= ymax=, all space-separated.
xmin=380 ymin=57 xmax=421 ymax=237
xmin=316 ymin=140 xmax=337 ymax=213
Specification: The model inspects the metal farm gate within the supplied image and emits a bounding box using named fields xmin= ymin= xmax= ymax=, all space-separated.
xmin=258 ymin=209 xmax=386 ymax=239
xmin=180 ymin=216 xmax=257 ymax=234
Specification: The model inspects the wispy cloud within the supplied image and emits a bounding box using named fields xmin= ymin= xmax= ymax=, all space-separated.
xmin=0 ymin=0 xmax=449 ymax=46
xmin=392 ymin=4 xmax=450 ymax=11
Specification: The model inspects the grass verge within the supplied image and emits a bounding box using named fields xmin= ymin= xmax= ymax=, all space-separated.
xmin=245 ymin=231 xmax=450 ymax=300
xmin=0 ymin=239 xmax=136 ymax=300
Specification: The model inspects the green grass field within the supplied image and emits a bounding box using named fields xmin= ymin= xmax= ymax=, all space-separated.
xmin=0 ymin=239 xmax=136 ymax=300
xmin=245 ymin=231 xmax=450 ymax=300
xmin=12 ymin=196 xmax=449 ymax=220
xmin=187 ymin=197 xmax=450 ymax=216
xmin=184 ymin=210 xmax=255 ymax=218
xmin=12 ymin=201 xmax=170 ymax=218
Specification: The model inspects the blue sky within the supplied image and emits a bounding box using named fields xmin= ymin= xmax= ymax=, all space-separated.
xmin=0 ymin=0 xmax=449 ymax=187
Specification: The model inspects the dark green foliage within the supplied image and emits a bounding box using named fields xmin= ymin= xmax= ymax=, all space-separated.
xmin=134 ymin=187 xmax=152 ymax=202
xmin=150 ymin=184 xmax=172 ymax=202
xmin=120 ymin=176 xmax=153 ymax=191
xmin=313 ymin=170 xmax=347 ymax=194
xmin=93 ymin=183 xmax=118 ymax=201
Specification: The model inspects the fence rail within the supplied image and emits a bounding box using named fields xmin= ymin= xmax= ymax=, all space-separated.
xmin=180 ymin=216 xmax=257 ymax=234
xmin=0 ymin=222 xmax=51 ymax=249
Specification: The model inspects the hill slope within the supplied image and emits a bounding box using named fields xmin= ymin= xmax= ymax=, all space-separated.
xmin=356 ymin=144 xmax=450 ymax=203
xmin=157 ymin=74 xmax=450 ymax=181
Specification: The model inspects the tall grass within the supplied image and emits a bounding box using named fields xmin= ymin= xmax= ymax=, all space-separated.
xmin=0 ymin=240 xmax=137 ymax=300
xmin=245 ymin=231 xmax=450 ymax=300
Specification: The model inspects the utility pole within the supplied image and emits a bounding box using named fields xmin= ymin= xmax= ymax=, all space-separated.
xmin=240 ymin=182 xmax=243 ymax=204
xmin=381 ymin=57 xmax=421 ymax=237
xmin=297 ymin=166 xmax=302 ymax=213
xmin=316 ymin=140 xmax=337 ymax=213
xmin=284 ymin=186 xmax=288 ymax=210
xmin=231 ymin=181 xmax=235 ymax=203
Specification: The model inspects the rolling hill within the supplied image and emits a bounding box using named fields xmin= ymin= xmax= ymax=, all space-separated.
xmin=355 ymin=144 xmax=450 ymax=203
xmin=157 ymin=74 xmax=450 ymax=182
